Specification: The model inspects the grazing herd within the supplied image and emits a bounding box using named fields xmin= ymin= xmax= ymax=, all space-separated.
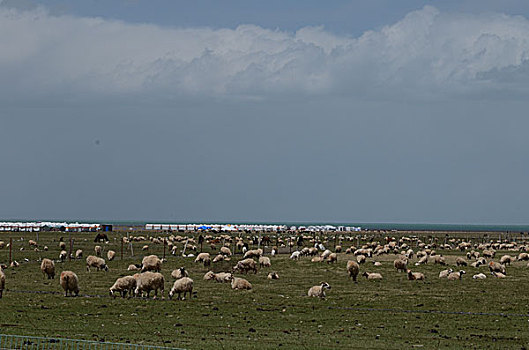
xmin=0 ymin=232 xmax=528 ymax=302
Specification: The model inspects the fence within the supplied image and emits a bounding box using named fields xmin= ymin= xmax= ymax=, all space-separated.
xmin=0 ymin=334 xmax=183 ymax=350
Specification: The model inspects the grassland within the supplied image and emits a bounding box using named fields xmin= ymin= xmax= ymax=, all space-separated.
xmin=1 ymin=230 xmax=529 ymax=349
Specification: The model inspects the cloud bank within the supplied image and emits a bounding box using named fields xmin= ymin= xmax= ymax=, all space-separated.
xmin=2 ymin=5 xmax=529 ymax=102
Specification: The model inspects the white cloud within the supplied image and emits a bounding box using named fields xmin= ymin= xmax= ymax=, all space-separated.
xmin=2 ymin=5 xmax=529 ymax=102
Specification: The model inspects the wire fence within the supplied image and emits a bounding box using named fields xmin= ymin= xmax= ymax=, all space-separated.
xmin=0 ymin=334 xmax=183 ymax=350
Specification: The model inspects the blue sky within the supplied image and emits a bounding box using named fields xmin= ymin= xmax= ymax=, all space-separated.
xmin=2 ymin=1 xmax=529 ymax=224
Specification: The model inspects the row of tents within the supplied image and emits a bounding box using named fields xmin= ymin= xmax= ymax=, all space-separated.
xmin=145 ymin=223 xmax=362 ymax=233
xmin=0 ymin=222 xmax=101 ymax=232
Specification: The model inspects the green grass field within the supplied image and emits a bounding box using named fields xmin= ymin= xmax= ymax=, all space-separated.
xmin=1 ymin=231 xmax=529 ymax=349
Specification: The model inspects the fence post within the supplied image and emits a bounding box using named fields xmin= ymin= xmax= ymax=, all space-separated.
xmin=121 ymin=237 xmax=124 ymax=260
xmin=9 ymin=238 xmax=12 ymax=264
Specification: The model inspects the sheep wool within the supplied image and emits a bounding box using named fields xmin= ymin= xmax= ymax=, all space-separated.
xmin=134 ymin=272 xmax=165 ymax=299
xmin=407 ymin=269 xmax=425 ymax=281
xmin=393 ymin=259 xmax=407 ymax=272
xmin=40 ymin=258 xmax=55 ymax=279
xmin=362 ymin=272 xmax=383 ymax=280
xmin=307 ymin=282 xmax=331 ymax=298
xmin=141 ymin=255 xmax=162 ymax=272
xmin=94 ymin=245 xmax=102 ymax=257
xmin=75 ymin=249 xmax=83 ymax=259
xmin=171 ymin=267 xmax=189 ymax=280
xmin=107 ymin=250 xmax=116 ymax=261
xmin=86 ymin=255 xmax=108 ymax=272
xmin=169 ymin=277 xmax=194 ymax=300
xmin=59 ymin=271 xmax=79 ymax=297
xmin=326 ymin=253 xmax=338 ymax=264
xmin=259 ymin=256 xmax=271 ymax=268
xmin=231 ymin=277 xmax=252 ymax=290
xmin=109 ymin=276 xmax=137 ymax=298
xmin=267 ymin=272 xmax=279 ymax=280
xmin=346 ymin=261 xmax=360 ymax=282
xmin=233 ymin=258 xmax=257 ymax=274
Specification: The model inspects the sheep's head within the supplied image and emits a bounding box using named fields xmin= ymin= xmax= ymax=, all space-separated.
xmin=103 ymin=264 xmax=109 ymax=272
xmin=320 ymin=282 xmax=331 ymax=290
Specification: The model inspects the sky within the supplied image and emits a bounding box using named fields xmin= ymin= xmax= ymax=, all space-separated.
xmin=2 ymin=1 xmax=529 ymax=224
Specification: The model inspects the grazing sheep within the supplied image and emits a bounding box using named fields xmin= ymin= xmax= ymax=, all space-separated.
xmin=243 ymin=249 xmax=262 ymax=259
xmin=142 ymin=245 xmax=149 ymax=251
xmin=107 ymin=250 xmax=116 ymax=261
xmin=59 ymin=271 xmax=79 ymax=297
xmin=393 ymin=258 xmax=408 ymax=272
xmin=290 ymin=251 xmax=301 ymax=260
xmin=134 ymin=272 xmax=165 ymax=299
xmin=439 ymin=268 xmax=454 ymax=278
xmin=433 ymin=255 xmax=446 ymax=265
xmin=356 ymin=254 xmax=366 ymax=264
xmin=59 ymin=250 xmax=67 ymax=262
xmin=499 ymin=255 xmax=513 ymax=266
xmin=43 ymin=246 xmax=48 ymax=251
xmin=59 ymin=242 xmax=66 ymax=250
xmin=335 ymin=245 xmax=342 ymax=253
xmin=233 ymin=258 xmax=258 ymax=274
xmin=447 ymin=270 xmax=466 ymax=280
xmin=171 ymin=246 xmax=179 ymax=256
xmin=488 ymin=261 xmax=506 ymax=274
xmin=455 ymin=257 xmax=467 ymax=266
xmin=203 ymin=271 xmax=215 ymax=280
xmin=326 ymin=253 xmax=338 ymax=264
xmin=75 ymin=249 xmax=83 ymax=259
xmin=347 ymin=260 xmax=360 ymax=282
xmin=415 ymin=255 xmax=428 ymax=266
xmin=259 ymin=256 xmax=271 ymax=268
xmin=109 ymin=276 xmax=137 ymax=298
xmin=40 ymin=258 xmax=55 ymax=279
xmin=86 ymin=255 xmax=108 ymax=272
xmin=194 ymin=252 xmax=211 ymax=267
xmin=0 ymin=241 xmax=4 ymax=249
xmin=213 ymin=254 xmax=224 ymax=263
xmin=483 ymin=249 xmax=495 ymax=259
xmin=231 ymin=276 xmax=252 ymax=290
xmin=94 ymin=245 xmax=102 ymax=257
xmin=321 ymin=249 xmax=332 ymax=259
xmin=407 ymin=269 xmax=425 ymax=280
xmin=141 ymin=255 xmax=162 ymax=272
xmin=28 ymin=239 xmax=37 ymax=247
xmin=373 ymin=261 xmax=382 ymax=266
xmin=267 ymin=272 xmax=279 ymax=280
xmin=311 ymin=257 xmax=324 ymax=263
xmin=517 ymin=253 xmax=529 ymax=261
xmin=473 ymin=273 xmax=487 ymax=279
xmin=362 ymin=272 xmax=383 ymax=280
xmin=169 ymin=277 xmax=194 ymax=300
xmin=203 ymin=271 xmax=233 ymax=283
xmin=220 ymin=247 xmax=232 ymax=256
xmin=171 ymin=267 xmax=189 ymax=280
xmin=10 ymin=261 xmax=19 ymax=268
xmin=307 ymin=282 xmax=331 ymax=298
xmin=0 ymin=267 xmax=5 ymax=298
xmin=128 ymin=264 xmax=141 ymax=271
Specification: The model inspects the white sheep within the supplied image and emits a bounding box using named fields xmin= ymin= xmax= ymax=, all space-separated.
xmin=407 ymin=269 xmax=425 ymax=280
xmin=320 ymin=249 xmax=332 ymax=259
xmin=40 ymin=258 xmax=55 ymax=279
xmin=94 ymin=245 xmax=102 ymax=257
xmin=141 ymin=255 xmax=162 ymax=272
xmin=488 ymin=261 xmax=506 ymax=275
xmin=169 ymin=277 xmax=194 ymax=300
xmin=194 ymin=252 xmax=211 ymax=267
xmin=439 ymin=268 xmax=454 ymax=278
xmin=127 ymin=264 xmax=141 ymax=271
xmin=75 ymin=249 xmax=83 ymax=259
xmin=307 ymin=282 xmax=331 ymax=298
xmin=414 ymin=255 xmax=428 ymax=266
xmin=362 ymin=272 xmax=383 ymax=280
xmin=243 ymin=249 xmax=262 ymax=259
xmin=447 ymin=270 xmax=466 ymax=280
xmin=107 ymin=250 xmax=116 ymax=261
xmin=259 ymin=256 xmax=271 ymax=268
xmin=213 ymin=254 xmax=224 ymax=263
xmin=290 ymin=251 xmax=301 ymax=260
xmin=134 ymin=272 xmax=165 ymax=299
xmin=59 ymin=250 xmax=67 ymax=262
xmin=393 ymin=258 xmax=407 ymax=272
xmin=233 ymin=258 xmax=257 ymax=274
xmin=473 ymin=273 xmax=487 ymax=279
xmin=491 ymin=271 xmax=506 ymax=278
xmin=109 ymin=276 xmax=137 ymax=298
xmin=267 ymin=272 xmax=279 ymax=280
xmin=220 ymin=247 xmax=232 ymax=256
xmin=59 ymin=271 xmax=79 ymax=297
xmin=326 ymin=253 xmax=337 ymax=264
xmin=347 ymin=261 xmax=359 ymax=282
xmin=171 ymin=267 xmax=189 ymax=280
xmin=356 ymin=254 xmax=366 ymax=264
xmin=230 ymin=276 xmax=252 ymax=290
xmin=86 ymin=255 xmax=108 ymax=272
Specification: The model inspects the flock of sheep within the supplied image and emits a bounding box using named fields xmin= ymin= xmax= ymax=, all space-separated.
xmin=0 ymin=232 xmax=528 ymax=302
